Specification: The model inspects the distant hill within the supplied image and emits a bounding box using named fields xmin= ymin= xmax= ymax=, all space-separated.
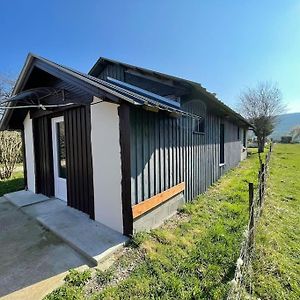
xmin=271 ymin=113 xmax=300 ymax=141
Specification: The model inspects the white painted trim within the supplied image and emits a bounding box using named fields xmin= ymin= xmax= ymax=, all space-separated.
xmin=91 ymin=97 xmax=123 ymax=233
xmin=23 ymin=113 xmax=36 ymax=193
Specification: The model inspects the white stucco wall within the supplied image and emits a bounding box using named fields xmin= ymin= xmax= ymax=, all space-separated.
xmin=23 ymin=113 xmax=36 ymax=192
xmin=91 ymin=98 xmax=123 ymax=233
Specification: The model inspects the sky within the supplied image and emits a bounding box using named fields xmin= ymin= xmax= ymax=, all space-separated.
xmin=1 ymin=0 xmax=300 ymax=113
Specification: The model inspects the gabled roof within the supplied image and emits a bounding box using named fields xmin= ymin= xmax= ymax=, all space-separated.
xmin=90 ymin=57 xmax=251 ymax=126
xmin=1 ymin=54 xmax=251 ymax=130
xmin=0 ymin=54 xmax=203 ymax=130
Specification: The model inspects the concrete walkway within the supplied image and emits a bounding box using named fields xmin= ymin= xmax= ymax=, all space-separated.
xmin=4 ymin=191 xmax=128 ymax=266
xmin=0 ymin=197 xmax=89 ymax=299
xmin=0 ymin=191 xmax=128 ymax=299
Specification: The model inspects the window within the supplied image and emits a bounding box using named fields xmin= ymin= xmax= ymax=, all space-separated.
xmin=56 ymin=122 xmax=66 ymax=179
xmin=243 ymin=129 xmax=247 ymax=147
xmin=220 ymin=123 xmax=225 ymax=164
xmin=181 ymin=99 xmax=207 ymax=134
xmin=193 ymin=118 xmax=205 ymax=134
xmin=237 ymin=127 xmax=240 ymax=140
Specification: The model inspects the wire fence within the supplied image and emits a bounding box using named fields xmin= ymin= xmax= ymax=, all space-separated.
xmin=227 ymin=144 xmax=273 ymax=300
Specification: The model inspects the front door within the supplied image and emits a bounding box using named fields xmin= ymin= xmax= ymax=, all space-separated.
xmin=52 ymin=116 xmax=67 ymax=201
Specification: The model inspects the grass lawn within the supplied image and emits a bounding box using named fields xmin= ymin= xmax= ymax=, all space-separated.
xmin=46 ymin=150 xmax=262 ymax=300
xmin=0 ymin=166 xmax=24 ymax=197
xmin=251 ymin=144 xmax=300 ymax=299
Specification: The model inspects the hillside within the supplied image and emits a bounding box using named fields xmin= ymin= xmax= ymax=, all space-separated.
xmin=271 ymin=113 xmax=300 ymax=141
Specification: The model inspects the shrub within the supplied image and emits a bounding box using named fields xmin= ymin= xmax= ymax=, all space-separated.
xmin=64 ymin=269 xmax=92 ymax=287
xmin=96 ymin=268 xmax=115 ymax=285
xmin=0 ymin=131 xmax=22 ymax=180
xmin=44 ymin=285 xmax=84 ymax=300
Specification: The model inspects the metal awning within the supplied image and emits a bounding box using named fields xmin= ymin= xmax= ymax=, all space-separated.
xmin=0 ymin=87 xmax=74 ymax=110
xmin=1 ymin=87 xmax=63 ymax=104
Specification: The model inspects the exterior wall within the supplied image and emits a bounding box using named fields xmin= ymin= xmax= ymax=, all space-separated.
xmin=33 ymin=115 xmax=54 ymax=197
xmin=90 ymin=98 xmax=123 ymax=233
xmin=97 ymin=64 xmax=125 ymax=81
xmin=23 ymin=113 xmax=35 ymax=192
xmin=241 ymin=149 xmax=247 ymax=161
xmin=93 ymin=63 xmax=249 ymax=233
xmin=130 ymin=107 xmax=245 ymax=206
xmin=222 ymin=119 xmax=244 ymax=174
xmin=64 ymin=106 xmax=95 ymax=218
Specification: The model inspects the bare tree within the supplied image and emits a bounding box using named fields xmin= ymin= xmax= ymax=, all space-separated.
xmin=239 ymin=81 xmax=285 ymax=153
xmin=290 ymin=126 xmax=300 ymax=142
xmin=0 ymin=73 xmax=15 ymax=120
xmin=0 ymin=74 xmax=22 ymax=180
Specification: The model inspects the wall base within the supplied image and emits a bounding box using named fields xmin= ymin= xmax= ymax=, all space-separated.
xmin=241 ymin=149 xmax=247 ymax=161
xmin=133 ymin=192 xmax=185 ymax=233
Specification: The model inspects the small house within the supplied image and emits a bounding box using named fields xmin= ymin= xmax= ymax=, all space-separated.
xmin=281 ymin=136 xmax=292 ymax=143
xmin=0 ymin=54 xmax=249 ymax=235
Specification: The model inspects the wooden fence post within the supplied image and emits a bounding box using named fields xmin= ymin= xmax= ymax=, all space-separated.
xmin=249 ymin=182 xmax=254 ymax=216
xmin=258 ymin=152 xmax=263 ymax=169
xmin=249 ymin=183 xmax=255 ymax=249
xmin=258 ymin=170 xmax=262 ymax=207
xmin=261 ymin=163 xmax=265 ymax=201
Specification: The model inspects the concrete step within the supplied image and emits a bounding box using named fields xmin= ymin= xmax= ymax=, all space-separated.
xmin=4 ymin=190 xmax=128 ymax=266
xmin=4 ymin=190 xmax=49 ymax=207
xmin=36 ymin=207 xmax=128 ymax=266
xmin=0 ymin=197 xmax=7 ymax=204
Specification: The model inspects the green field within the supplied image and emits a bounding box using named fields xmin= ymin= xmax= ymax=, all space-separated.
xmin=251 ymin=144 xmax=300 ymax=299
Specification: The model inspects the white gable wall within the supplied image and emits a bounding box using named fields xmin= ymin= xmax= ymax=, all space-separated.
xmin=90 ymin=98 xmax=123 ymax=233
xmin=23 ymin=113 xmax=36 ymax=192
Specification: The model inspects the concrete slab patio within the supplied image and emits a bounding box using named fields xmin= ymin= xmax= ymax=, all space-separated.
xmin=4 ymin=190 xmax=128 ymax=266
xmin=0 ymin=190 xmax=129 ymax=299
xmin=4 ymin=190 xmax=49 ymax=207
xmin=0 ymin=198 xmax=90 ymax=299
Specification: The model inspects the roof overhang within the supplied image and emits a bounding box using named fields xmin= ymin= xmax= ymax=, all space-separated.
xmin=89 ymin=57 xmax=251 ymax=128
xmin=1 ymin=54 xmax=204 ymax=131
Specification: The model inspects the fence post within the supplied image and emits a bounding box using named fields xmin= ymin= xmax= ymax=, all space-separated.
xmin=258 ymin=152 xmax=263 ymax=169
xmin=249 ymin=183 xmax=255 ymax=250
xmin=258 ymin=170 xmax=262 ymax=207
xmin=261 ymin=163 xmax=265 ymax=201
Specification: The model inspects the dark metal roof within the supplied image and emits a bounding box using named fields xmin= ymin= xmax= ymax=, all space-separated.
xmin=90 ymin=57 xmax=251 ymax=127
xmin=0 ymin=54 xmax=202 ymax=130
xmin=1 ymin=53 xmax=251 ymax=129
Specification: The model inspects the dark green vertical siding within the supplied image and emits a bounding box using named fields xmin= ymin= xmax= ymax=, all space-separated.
xmin=33 ymin=116 xmax=54 ymax=197
xmin=130 ymin=107 xmax=243 ymax=204
xmin=64 ymin=105 xmax=95 ymax=218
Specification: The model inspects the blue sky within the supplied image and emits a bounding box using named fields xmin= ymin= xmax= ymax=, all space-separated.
xmin=1 ymin=0 xmax=300 ymax=112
